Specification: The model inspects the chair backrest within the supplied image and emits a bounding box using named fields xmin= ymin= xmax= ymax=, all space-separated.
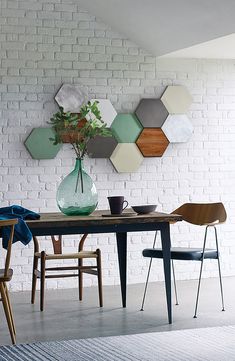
xmin=0 ymin=219 xmax=18 ymax=277
xmin=33 ymin=234 xmax=89 ymax=255
xmin=172 ymin=203 xmax=227 ymax=226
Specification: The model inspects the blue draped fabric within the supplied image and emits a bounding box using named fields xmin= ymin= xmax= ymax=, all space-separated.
xmin=0 ymin=205 xmax=40 ymax=249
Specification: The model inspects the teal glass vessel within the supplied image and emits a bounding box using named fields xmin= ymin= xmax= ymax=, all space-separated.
xmin=56 ymin=158 xmax=98 ymax=216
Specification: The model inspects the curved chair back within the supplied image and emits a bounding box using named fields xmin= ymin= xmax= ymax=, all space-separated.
xmin=172 ymin=203 xmax=227 ymax=226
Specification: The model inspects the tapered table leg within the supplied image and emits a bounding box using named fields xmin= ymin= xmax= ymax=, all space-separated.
xmin=160 ymin=222 xmax=172 ymax=324
xmin=116 ymin=232 xmax=127 ymax=308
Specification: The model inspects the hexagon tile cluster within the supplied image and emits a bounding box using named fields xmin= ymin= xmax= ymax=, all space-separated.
xmin=24 ymin=84 xmax=193 ymax=173
xmin=135 ymin=85 xmax=193 ymax=158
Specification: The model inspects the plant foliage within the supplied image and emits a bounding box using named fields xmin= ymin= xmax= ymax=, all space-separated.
xmin=49 ymin=101 xmax=112 ymax=158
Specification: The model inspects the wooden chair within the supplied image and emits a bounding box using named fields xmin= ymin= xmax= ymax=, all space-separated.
xmin=31 ymin=234 xmax=103 ymax=311
xmin=0 ymin=219 xmax=18 ymax=344
xmin=141 ymin=203 xmax=227 ymax=318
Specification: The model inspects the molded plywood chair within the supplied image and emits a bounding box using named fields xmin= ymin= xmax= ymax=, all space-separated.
xmin=0 ymin=219 xmax=18 ymax=344
xmin=31 ymin=234 xmax=103 ymax=311
xmin=141 ymin=203 xmax=227 ymax=318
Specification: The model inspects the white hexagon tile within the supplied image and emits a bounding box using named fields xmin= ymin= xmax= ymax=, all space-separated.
xmin=110 ymin=143 xmax=144 ymax=173
xmin=162 ymin=115 xmax=193 ymax=143
xmin=161 ymin=85 xmax=193 ymax=114
xmin=90 ymin=99 xmax=117 ymax=127
xmin=55 ymin=84 xmax=87 ymax=112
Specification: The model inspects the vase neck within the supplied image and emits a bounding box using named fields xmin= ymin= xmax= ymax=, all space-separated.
xmin=74 ymin=158 xmax=84 ymax=171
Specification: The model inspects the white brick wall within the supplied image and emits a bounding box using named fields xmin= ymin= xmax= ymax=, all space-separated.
xmin=1 ymin=0 xmax=235 ymax=292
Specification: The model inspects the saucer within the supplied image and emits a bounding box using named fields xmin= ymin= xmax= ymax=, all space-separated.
xmin=102 ymin=213 xmax=135 ymax=217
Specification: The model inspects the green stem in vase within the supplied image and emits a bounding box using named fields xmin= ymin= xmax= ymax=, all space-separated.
xmin=75 ymin=158 xmax=84 ymax=193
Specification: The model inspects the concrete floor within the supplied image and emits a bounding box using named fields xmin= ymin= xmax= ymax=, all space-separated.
xmin=1 ymin=276 xmax=235 ymax=346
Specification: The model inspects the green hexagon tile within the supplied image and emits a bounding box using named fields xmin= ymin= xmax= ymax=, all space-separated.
xmin=24 ymin=128 xmax=62 ymax=159
xmin=111 ymin=114 xmax=143 ymax=143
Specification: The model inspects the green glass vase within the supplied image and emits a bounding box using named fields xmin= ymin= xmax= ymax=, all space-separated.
xmin=56 ymin=158 xmax=98 ymax=216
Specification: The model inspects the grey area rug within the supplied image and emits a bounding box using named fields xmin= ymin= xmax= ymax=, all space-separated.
xmin=1 ymin=325 xmax=235 ymax=361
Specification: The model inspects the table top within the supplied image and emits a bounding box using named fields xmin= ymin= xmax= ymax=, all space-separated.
xmin=26 ymin=210 xmax=182 ymax=230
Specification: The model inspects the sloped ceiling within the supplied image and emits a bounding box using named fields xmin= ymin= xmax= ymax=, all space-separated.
xmin=161 ymin=33 xmax=235 ymax=58
xmin=78 ymin=0 xmax=235 ymax=57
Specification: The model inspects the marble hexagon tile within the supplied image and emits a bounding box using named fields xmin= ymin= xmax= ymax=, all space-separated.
xmin=89 ymin=99 xmax=117 ymax=127
xmin=24 ymin=128 xmax=62 ymax=159
xmin=110 ymin=143 xmax=144 ymax=173
xmin=161 ymin=85 xmax=193 ymax=114
xmin=55 ymin=84 xmax=87 ymax=112
xmin=162 ymin=115 xmax=193 ymax=143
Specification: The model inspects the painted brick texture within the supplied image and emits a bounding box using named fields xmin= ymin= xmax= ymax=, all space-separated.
xmin=0 ymin=0 xmax=235 ymax=292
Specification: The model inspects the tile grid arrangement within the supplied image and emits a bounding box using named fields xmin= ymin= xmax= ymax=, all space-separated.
xmin=1 ymin=0 xmax=235 ymax=291
xmin=24 ymin=85 xmax=193 ymax=172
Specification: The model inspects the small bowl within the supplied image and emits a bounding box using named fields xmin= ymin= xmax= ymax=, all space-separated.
xmin=131 ymin=205 xmax=157 ymax=214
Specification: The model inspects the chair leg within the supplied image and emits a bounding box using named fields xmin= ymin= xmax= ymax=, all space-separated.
xmin=214 ymin=227 xmax=225 ymax=311
xmin=172 ymin=260 xmax=179 ymax=305
xmin=31 ymin=256 xmax=38 ymax=304
xmin=217 ymin=256 xmax=225 ymax=311
xmin=0 ymin=282 xmax=16 ymax=344
xmin=96 ymin=249 xmax=103 ymax=307
xmin=141 ymin=231 xmax=158 ymax=311
xmin=193 ymin=259 xmax=204 ymax=318
xmin=40 ymin=251 xmax=46 ymax=311
xmin=140 ymin=257 xmax=153 ymax=311
xmin=4 ymin=283 xmax=16 ymax=335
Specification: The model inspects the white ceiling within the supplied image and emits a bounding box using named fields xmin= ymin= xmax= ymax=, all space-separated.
xmin=78 ymin=0 xmax=235 ymax=58
xmin=161 ymin=33 xmax=235 ymax=59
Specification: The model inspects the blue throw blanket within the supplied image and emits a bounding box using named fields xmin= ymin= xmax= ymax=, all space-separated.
xmin=0 ymin=205 xmax=40 ymax=249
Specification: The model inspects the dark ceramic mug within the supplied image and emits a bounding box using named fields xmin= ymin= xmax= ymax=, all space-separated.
xmin=107 ymin=196 xmax=129 ymax=215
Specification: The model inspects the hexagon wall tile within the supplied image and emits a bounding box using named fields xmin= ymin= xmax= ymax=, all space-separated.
xmin=136 ymin=128 xmax=169 ymax=157
xmin=24 ymin=128 xmax=62 ymax=159
xmin=110 ymin=143 xmax=143 ymax=173
xmin=87 ymin=132 xmax=118 ymax=158
xmin=55 ymin=84 xmax=87 ymax=112
xmin=162 ymin=115 xmax=193 ymax=143
xmin=111 ymin=114 xmax=143 ymax=143
xmin=89 ymin=99 xmax=117 ymax=127
xmin=161 ymin=85 xmax=193 ymax=114
xmin=135 ymin=99 xmax=169 ymax=128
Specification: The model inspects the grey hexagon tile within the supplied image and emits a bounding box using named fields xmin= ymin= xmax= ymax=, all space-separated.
xmin=111 ymin=113 xmax=143 ymax=143
xmin=87 ymin=132 xmax=118 ymax=158
xmin=110 ymin=143 xmax=143 ymax=173
xmin=55 ymin=84 xmax=87 ymax=112
xmin=24 ymin=128 xmax=62 ymax=159
xmin=135 ymin=99 xmax=169 ymax=128
xmin=162 ymin=115 xmax=193 ymax=143
xmin=90 ymin=99 xmax=117 ymax=127
xmin=161 ymin=85 xmax=193 ymax=114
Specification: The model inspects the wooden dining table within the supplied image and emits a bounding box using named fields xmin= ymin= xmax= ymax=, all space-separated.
xmin=26 ymin=210 xmax=182 ymax=324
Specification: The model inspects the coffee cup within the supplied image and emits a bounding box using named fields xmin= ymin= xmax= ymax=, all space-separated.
xmin=107 ymin=196 xmax=129 ymax=215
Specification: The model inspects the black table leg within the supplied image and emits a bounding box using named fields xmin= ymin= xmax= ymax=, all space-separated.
xmin=160 ymin=222 xmax=172 ymax=324
xmin=116 ymin=232 xmax=127 ymax=308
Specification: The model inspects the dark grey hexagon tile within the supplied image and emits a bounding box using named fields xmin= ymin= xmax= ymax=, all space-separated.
xmin=87 ymin=134 xmax=118 ymax=158
xmin=135 ymin=99 xmax=169 ymax=128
